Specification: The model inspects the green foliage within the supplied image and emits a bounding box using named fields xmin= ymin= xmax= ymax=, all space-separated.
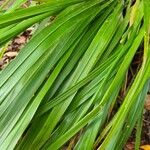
xmin=0 ymin=0 xmax=149 ymax=149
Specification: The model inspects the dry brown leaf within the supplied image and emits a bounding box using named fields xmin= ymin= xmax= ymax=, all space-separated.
xmin=4 ymin=52 xmax=18 ymax=58
xmin=14 ymin=36 xmax=26 ymax=44
xmin=145 ymin=95 xmax=150 ymax=110
xmin=141 ymin=145 xmax=150 ymax=150
xmin=125 ymin=143 xmax=135 ymax=150
xmin=0 ymin=59 xmax=4 ymax=66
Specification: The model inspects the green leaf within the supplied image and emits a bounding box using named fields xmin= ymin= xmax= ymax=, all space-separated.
xmin=0 ymin=0 xmax=84 ymax=28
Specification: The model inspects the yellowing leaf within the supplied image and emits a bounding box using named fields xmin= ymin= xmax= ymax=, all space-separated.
xmin=141 ymin=145 xmax=150 ymax=150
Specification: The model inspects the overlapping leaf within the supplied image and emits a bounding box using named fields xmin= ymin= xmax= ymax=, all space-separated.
xmin=0 ymin=0 xmax=149 ymax=149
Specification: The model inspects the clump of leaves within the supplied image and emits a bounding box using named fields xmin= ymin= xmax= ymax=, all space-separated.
xmin=0 ymin=0 xmax=149 ymax=150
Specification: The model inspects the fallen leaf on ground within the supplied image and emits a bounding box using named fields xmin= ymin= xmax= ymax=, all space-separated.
xmin=141 ymin=145 xmax=150 ymax=150
xmin=145 ymin=95 xmax=150 ymax=110
xmin=0 ymin=59 xmax=4 ymax=66
xmin=14 ymin=36 xmax=26 ymax=44
xmin=4 ymin=52 xmax=18 ymax=58
xmin=125 ymin=143 xmax=135 ymax=150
